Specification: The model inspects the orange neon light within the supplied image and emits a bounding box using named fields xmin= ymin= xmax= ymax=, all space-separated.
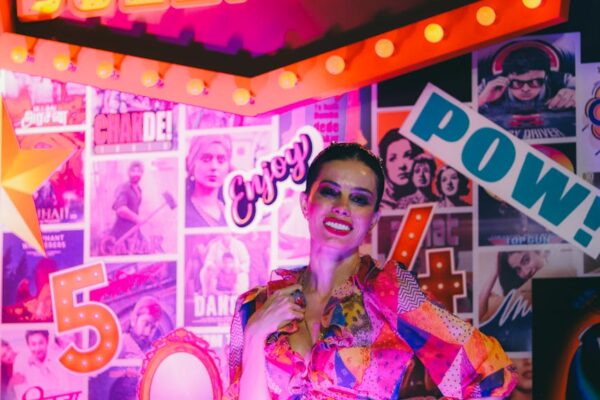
xmin=16 ymin=0 xmax=246 ymax=21
xmin=3 ymin=0 xmax=569 ymax=116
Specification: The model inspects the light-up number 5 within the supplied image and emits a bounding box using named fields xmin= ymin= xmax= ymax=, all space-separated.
xmin=50 ymin=263 xmax=121 ymax=373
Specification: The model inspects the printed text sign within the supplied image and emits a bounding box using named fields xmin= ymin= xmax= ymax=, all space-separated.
xmin=401 ymin=84 xmax=600 ymax=258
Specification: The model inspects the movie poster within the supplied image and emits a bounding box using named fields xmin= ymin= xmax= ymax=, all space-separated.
xmin=89 ymin=261 xmax=176 ymax=359
xmin=17 ymin=131 xmax=85 ymax=224
xmin=475 ymin=33 xmax=578 ymax=139
xmin=577 ymin=62 xmax=600 ymax=172
xmin=2 ymin=230 xmax=83 ymax=323
xmin=279 ymin=88 xmax=371 ymax=148
xmin=91 ymin=89 xmax=178 ymax=154
xmin=376 ymin=109 xmax=473 ymax=212
xmin=477 ymin=246 xmax=578 ymax=352
xmin=89 ymin=366 xmax=140 ymax=400
xmin=184 ymin=231 xmax=271 ymax=326
xmin=89 ymin=157 xmax=178 ymax=257
xmin=532 ymin=277 xmax=600 ymax=400
xmin=582 ymin=173 xmax=600 ymax=274
xmin=185 ymin=105 xmax=272 ymax=130
xmin=377 ymin=212 xmax=474 ymax=314
xmin=2 ymin=71 xmax=86 ymax=130
xmin=0 ymin=328 xmax=85 ymax=400
xmin=478 ymin=142 xmax=576 ymax=246
xmin=184 ymin=128 xmax=276 ymax=228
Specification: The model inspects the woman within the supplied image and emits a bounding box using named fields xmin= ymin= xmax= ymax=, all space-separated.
xmin=379 ymin=129 xmax=423 ymax=210
xmin=185 ymin=135 xmax=232 ymax=227
xmin=403 ymin=154 xmax=440 ymax=205
xmin=225 ymin=143 xmax=516 ymax=399
xmin=479 ymin=250 xmax=547 ymax=324
xmin=436 ymin=165 xmax=470 ymax=207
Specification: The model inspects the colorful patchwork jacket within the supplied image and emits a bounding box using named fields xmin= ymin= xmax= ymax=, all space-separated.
xmin=224 ymin=255 xmax=517 ymax=399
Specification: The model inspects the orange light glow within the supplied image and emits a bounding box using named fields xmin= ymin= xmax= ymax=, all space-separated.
xmin=186 ymin=78 xmax=206 ymax=95
xmin=375 ymin=38 xmax=395 ymax=58
xmin=476 ymin=6 xmax=497 ymax=26
xmin=141 ymin=69 xmax=161 ymax=87
xmin=424 ymin=23 xmax=444 ymax=43
xmin=10 ymin=46 xmax=28 ymax=64
xmin=325 ymin=55 xmax=345 ymax=75
xmin=523 ymin=0 xmax=543 ymax=9
xmin=232 ymin=87 xmax=252 ymax=106
xmin=278 ymin=71 xmax=298 ymax=89
xmin=53 ymin=54 xmax=72 ymax=71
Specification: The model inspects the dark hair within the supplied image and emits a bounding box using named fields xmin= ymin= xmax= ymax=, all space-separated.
xmin=25 ymin=330 xmax=49 ymax=343
xmin=435 ymin=166 xmax=469 ymax=197
xmin=412 ymin=154 xmax=437 ymax=183
xmin=503 ymin=47 xmax=551 ymax=76
xmin=498 ymin=252 xmax=529 ymax=295
xmin=378 ymin=129 xmax=424 ymax=178
xmin=305 ymin=142 xmax=385 ymax=210
xmin=129 ymin=160 xmax=144 ymax=172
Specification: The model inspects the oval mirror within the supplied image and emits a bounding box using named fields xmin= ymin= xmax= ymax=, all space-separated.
xmin=138 ymin=328 xmax=222 ymax=400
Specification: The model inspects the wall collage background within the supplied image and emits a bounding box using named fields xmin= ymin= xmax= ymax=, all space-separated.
xmin=1 ymin=30 xmax=599 ymax=399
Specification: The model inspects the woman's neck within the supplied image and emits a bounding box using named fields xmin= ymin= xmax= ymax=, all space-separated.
xmin=192 ymin=183 xmax=220 ymax=203
xmin=304 ymin=248 xmax=361 ymax=297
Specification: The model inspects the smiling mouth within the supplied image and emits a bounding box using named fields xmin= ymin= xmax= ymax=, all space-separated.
xmin=323 ymin=218 xmax=353 ymax=235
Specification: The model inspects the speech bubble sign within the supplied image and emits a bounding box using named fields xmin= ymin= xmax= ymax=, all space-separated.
xmin=401 ymin=83 xmax=600 ymax=259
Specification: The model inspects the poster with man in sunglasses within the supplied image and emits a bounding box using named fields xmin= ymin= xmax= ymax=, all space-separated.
xmin=475 ymin=33 xmax=578 ymax=139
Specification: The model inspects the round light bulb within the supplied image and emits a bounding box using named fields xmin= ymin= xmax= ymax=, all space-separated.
xmin=187 ymin=79 xmax=206 ymax=95
xmin=424 ymin=23 xmax=444 ymax=43
xmin=476 ymin=6 xmax=496 ymax=26
xmin=522 ymin=0 xmax=543 ymax=9
xmin=325 ymin=55 xmax=345 ymax=75
xmin=141 ymin=70 xmax=160 ymax=88
xmin=375 ymin=38 xmax=395 ymax=58
xmin=11 ymin=46 xmax=29 ymax=64
xmin=96 ymin=61 xmax=115 ymax=79
xmin=53 ymin=54 xmax=72 ymax=72
xmin=233 ymin=88 xmax=252 ymax=106
xmin=278 ymin=71 xmax=298 ymax=89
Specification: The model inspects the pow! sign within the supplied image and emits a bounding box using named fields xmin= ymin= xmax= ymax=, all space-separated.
xmin=50 ymin=263 xmax=121 ymax=374
xmin=401 ymin=84 xmax=600 ymax=259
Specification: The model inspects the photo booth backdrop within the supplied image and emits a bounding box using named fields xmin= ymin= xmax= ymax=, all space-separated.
xmin=0 ymin=32 xmax=598 ymax=400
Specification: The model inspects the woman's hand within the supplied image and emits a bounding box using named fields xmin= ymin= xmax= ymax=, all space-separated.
xmin=245 ymin=284 xmax=306 ymax=342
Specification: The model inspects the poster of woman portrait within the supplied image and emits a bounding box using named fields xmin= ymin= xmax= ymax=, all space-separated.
xmin=477 ymin=246 xmax=578 ymax=352
xmin=376 ymin=109 xmax=473 ymax=211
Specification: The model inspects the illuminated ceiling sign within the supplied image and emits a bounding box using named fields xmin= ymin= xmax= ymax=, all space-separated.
xmin=0 ymin=0 xmax=569 ymax=116
xmin=16 ymin=0 xmax=246 ymax=21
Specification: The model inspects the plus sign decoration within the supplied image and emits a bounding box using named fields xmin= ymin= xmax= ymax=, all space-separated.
xmin=418 ymin=248 xmax=466 ymax=314
xmin=0 ymin=97 xmax=73 ymax=255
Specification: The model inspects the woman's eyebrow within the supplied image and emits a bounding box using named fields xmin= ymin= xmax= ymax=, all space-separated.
xmin=319 ymin=180 xmax=374 ymax=196
xmin=319 ymin=180 xmax=340 ymax=187
xmin=353 ymin=187 xmax=375 ymax=196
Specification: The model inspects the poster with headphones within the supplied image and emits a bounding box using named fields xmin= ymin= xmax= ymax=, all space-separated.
xmin=475 ymin=33 xmax=579 ymax=140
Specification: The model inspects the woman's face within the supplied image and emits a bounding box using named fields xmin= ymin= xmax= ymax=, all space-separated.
xmin=507 ymin=251 xmax=545 ymax=280
xmin=301 ymin=159 xmax=379 ymax=254
xmin=193 ymin=143 xmax=230 ymax=189
xmin=385 ymin=139 xmax=414 ymax=187
xmin=512 ymin=358 xmax=533 ymax=392
xmin=440 ymin=168 xmax=459 ymax=197
xmin=412 ymin=162 xmax=431 ymax=189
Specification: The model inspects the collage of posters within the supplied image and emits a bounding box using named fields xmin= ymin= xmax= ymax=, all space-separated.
xmin=0 ymin=31 xmax=598 ymax=400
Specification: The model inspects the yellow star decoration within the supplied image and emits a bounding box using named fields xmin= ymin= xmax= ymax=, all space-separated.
xmin=0 ymin=97 xmax=73 ymax=256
